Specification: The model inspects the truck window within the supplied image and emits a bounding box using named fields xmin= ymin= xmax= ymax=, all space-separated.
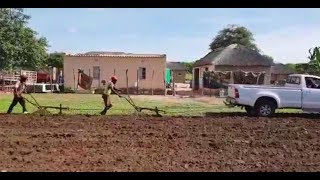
xmin=312 ymin=78 xmax=320 ymax=85
xmin=287 ymin=76 xmax=300 ymax=85
xmin=305 ymin=77 xmax=320 ymax=89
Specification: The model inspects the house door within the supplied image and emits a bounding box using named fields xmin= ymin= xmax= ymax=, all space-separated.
xmin=194 ymin=68 xmax=199 ymax=90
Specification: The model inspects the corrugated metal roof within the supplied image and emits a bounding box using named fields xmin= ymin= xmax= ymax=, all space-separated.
xmin=84 ymin=51 xmax=126 ymax=55
xmin=65 ymin=53 xmax=166 ymax=58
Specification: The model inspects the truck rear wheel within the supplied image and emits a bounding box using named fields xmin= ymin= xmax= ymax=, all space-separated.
xmin=245 ymin=106 xmax=258 ymax=116
xmin=254 ymin=100 xmax=276 ymax=117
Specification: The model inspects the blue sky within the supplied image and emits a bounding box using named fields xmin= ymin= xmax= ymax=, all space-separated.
xmin=24 ymin=8 xmax=320 ymax=63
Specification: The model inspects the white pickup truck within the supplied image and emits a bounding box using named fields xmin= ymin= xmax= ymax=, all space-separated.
xmin=226 ymin=74 xmax=320 ymax=117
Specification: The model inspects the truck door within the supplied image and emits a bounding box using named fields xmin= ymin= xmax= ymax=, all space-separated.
xmin=302 ymin=77 xmax=320 ymax=110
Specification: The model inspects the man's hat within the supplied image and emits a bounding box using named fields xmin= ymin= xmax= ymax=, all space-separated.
xmin=20 ymin=74 xmax=28 ymax=80
xmin=111 ymin=76 xmax=117 ymax=81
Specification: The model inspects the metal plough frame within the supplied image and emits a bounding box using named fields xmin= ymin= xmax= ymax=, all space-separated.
xmin=24 ymin=93 xmax=165 ymax=116
xmin=121 ymin=95 xmax=165 ymax=117
xmin=25 ymin=93 xmax=68 ymax=115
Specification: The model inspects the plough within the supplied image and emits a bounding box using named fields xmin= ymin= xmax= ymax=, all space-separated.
xmin=121 ymin=95 xmax=166 ymax=117
xmin=25 ymin=93 xmax=68 ymax=115
xmin=223 ymin=100 xmax=236 ymax=107
xmin=24 ymin=93 xmax=165 ymax=116
xmin=223 ymin=98 xmax=247 ymax=110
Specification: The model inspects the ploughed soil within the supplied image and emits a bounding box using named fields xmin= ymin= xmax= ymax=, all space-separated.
xmin=0 ymin=113 xmax=320 ymax=172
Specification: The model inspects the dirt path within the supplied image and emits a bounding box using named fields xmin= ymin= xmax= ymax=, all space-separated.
xmin=0 ymin=114 xmax=319 ymax=172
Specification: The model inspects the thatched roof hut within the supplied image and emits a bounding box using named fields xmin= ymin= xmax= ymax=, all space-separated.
xmin=166 ymin=62 xmax=188 ymax=83
xmin=192 ymin=44 xmax=274 ymax=89
xmin=194 ymin=44 xmax=273 ymax=67
xmin=166 ymin=62 xmax=186 ymax=71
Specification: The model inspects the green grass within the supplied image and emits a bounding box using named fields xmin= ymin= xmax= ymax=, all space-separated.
xmin=0 ymin=93 xmax=301 ymax=116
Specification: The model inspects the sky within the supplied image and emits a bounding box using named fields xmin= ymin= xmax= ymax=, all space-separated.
xmin=24 ymin=8 xmax=320 ymax=64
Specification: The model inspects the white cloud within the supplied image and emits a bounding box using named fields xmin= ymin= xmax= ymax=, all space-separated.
xmin=255 ymin=25 xmax=320 ymax=64
xmin=67 ymin=27 xmax=78 ymax=33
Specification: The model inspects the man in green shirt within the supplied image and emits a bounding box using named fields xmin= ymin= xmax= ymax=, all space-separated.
xmin=100 ymin=76 xmax=122 ymax=115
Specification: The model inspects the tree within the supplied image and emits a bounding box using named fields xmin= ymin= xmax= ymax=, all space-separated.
xmin=181 ymin=61 xmax=194 ymax=73
xmin=295 ymin=63 xmax=311 ymax=74
xmin=209 ymin=25 xmax=259 ymax=52
xmin=14 ymin=27 xmax=49 ymax=70
xmin=308 ymin=47 xmax=320 ymax=75
xmin=0 ymin=8 xmax=48 ymax=70
xmin=285 ymin=63 xmax=295 ymax=69
xmin=46 ymin=52 xmax=65 ymax=69
xmin=283 ymin=47 xmax=320 ymax=75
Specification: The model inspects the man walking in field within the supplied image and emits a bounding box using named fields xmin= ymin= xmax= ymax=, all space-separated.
xmin=100 ymin=76 xmax=122 ymax=115
xmin=7 ymin=74 xmax=29 ymax=114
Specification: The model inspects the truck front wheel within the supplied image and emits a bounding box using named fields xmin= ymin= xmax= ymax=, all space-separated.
xmin=254 ymin=99 xmax=276 ymax=117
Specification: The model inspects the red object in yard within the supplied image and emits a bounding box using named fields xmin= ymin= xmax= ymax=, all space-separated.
xmin=78 ymin=72 xmax=93 ymax=90
xmin=37 ymin=72 xmax=51 ymax=83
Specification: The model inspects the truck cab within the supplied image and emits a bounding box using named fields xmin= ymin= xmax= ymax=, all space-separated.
xmin=292 ymin=74 xmax=320 ymax=111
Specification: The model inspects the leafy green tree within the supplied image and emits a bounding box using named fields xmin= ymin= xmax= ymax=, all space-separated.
xmin=0 ymin=8 xmax=48 ymax=70
xmin=295 ymin=63 xmax=311 ymax=74
xmin=181 ymin=61 xmax=194 ymax=73
xmin=46 ymin=52 xmax=65 ymax=68
xmin=308 ymin=47 xmax=320 ymax=75
xmin=209 ymin=25 xmax=259 ymax=52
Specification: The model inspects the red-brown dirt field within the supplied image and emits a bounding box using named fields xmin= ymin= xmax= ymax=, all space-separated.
xmin=0 ymin=113 xmax=320 ymax=172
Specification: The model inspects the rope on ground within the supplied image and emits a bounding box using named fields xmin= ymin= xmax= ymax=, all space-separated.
xmin=66 ymin=106 xmax=220 ymax=111
xmin=26 ymin=102 xmax=227 ymax=116
xmin=63 ymin=106 xmax=225 ymax=116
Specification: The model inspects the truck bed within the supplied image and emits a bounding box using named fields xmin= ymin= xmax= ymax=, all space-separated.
xmin=230 ymin=84 xmax=301 ymax=90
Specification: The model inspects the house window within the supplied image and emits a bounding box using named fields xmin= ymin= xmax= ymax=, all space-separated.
xmin=139 ymin=67 xmax=146 ymax=80
xmin=93 ymin=66 xmax=100 ymax=79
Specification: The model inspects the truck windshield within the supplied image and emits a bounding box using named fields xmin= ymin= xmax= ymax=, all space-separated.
xmin=287 ymin=76 xmax=300 ymax=85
